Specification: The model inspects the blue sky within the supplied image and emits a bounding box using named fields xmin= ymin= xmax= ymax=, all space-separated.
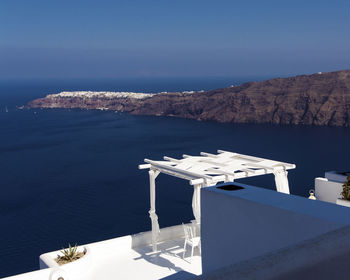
xmin=1 ymin=0 xmax=350 ymax=79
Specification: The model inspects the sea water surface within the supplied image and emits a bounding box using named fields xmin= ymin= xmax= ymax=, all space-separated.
xmin=1 ymin=78 xmax=350 ymax=278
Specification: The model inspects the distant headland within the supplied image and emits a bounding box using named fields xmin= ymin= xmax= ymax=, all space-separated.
xmin=27 ymin=69 xmax=350 ymax=127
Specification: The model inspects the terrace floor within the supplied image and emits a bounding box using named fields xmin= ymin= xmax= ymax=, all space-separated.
xmin=89 ymin=238 xmax=202 ymax=280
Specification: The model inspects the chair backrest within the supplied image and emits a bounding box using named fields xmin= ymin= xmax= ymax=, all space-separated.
xmin=182 ymin=223 xmax=193 ymax=240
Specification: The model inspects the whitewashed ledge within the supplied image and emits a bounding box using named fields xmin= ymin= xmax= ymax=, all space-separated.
xmin=2 ymin=224 xmax=196 ymax=280
xmin=47 ymin=91 xmax=154 ymax=99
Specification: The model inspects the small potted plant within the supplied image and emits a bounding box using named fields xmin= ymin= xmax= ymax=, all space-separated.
xmin=336 ymin=176 xmax=350 ymax=207
xmin=55 ymin=244 xmax=86 ymax=265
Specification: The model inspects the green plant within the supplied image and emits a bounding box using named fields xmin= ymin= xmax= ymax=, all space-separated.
xmin=341 ymin=176 xmax=350 ymax=200
xmin=56 ymin=244 xmax=84 ymax=265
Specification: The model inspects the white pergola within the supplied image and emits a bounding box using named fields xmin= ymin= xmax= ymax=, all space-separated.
xmin=139 ymin=150 xmax=296 ymax=251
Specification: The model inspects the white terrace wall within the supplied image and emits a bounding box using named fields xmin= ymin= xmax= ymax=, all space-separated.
xmin=39 ymin=223 xmax=185 ymax=268
xmin=201 ymin=183 xmax=350 ymax=274
xmin=2 ymin=224 xmax=185 ymax=280
xmin=198 ymin=226 xmax=350 ymax=280
xmin=315 ymin=177 xmax=342 ymax=203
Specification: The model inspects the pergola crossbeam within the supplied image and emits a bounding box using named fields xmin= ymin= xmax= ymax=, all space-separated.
xmin=154 ymin=167 xmax=196 ymax=181
xmin=144 ymin=159 xmax=213 ymax=180
xmin=139 ymin=164 xmax=151 ymax=169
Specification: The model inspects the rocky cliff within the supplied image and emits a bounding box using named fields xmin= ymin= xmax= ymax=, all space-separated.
xmin=27 ymin=69 xmax=350 ymax=126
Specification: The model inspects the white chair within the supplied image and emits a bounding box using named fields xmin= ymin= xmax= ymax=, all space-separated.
xmin=182 ymin=223 xmax=201 ymax=260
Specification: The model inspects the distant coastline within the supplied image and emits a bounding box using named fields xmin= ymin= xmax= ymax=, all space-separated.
xmin=46 ymin=91 xmax=154 ymax=99
xmin=27 ymin=69 xmax=350 ymax=127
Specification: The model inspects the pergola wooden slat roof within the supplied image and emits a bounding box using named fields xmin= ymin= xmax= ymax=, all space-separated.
xmin=140 ymin=150 xmax=296 ymax=186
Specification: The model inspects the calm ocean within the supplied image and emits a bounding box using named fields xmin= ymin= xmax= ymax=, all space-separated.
xmin=1 ymin=77 xmax=350 ymax=277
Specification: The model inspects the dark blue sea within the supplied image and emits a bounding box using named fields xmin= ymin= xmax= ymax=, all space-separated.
xmin=1 ymin=77 xmax=350 ymax=278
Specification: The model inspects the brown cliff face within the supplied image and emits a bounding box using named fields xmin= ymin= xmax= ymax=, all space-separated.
xmin=27 ymin=69 xmax=350 ymax=126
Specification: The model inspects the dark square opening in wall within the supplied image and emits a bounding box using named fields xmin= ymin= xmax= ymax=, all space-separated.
xmin=217 ymin=184 xmax=244 ymax=191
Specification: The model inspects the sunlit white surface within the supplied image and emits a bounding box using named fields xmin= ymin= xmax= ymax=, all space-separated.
xmin=35 ymin=225 xmax=201 ymax=280
xmin=92 ymin=239 xmax=201 ymax=280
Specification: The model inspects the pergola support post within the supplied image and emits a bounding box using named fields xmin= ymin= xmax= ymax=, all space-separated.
xmin=192 ymin=184 xmax=202 ymax=224
xmin=149 ymin=169 xmax=160 ymax=252
xmin=273 ymin=168 xmax=290 ymax=194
